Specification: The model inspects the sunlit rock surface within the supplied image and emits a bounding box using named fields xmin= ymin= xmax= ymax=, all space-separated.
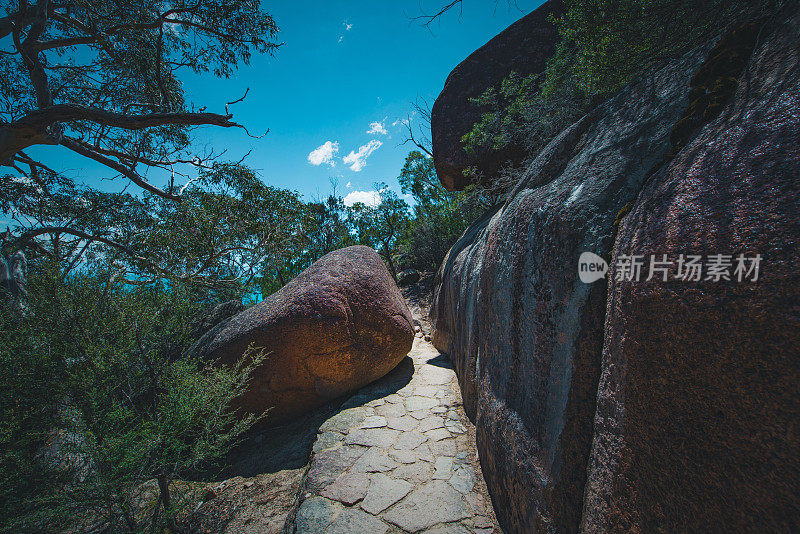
xmin=191 ymin=245 xmax=415 ymax=424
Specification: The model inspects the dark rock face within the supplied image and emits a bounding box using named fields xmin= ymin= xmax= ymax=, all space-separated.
xmin=432 ymin=6 xmax=800 ymax=533
xmin=432 ymin=40 xmax=712 ymax=532
xmin=397 ymin=269 xmax=421 ymax=286
xmin=430 ymin=0 xmax=563 ymax=191
xmin=192 ymin=246 xmax=415 ymax=424
xmin=582 ymin=10 xmax=800 ymax=533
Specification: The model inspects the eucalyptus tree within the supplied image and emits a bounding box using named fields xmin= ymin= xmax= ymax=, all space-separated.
xmin=0 ymin=0 xmax=286 ymax=287
xmin=347 ymin=186 xmax=410 ymax=281
xmin=0 ymin=7 xmax=294 ymax=528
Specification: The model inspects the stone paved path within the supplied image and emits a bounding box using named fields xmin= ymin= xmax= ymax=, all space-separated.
xmin=290 ymin=337 xmax=501 ymax=533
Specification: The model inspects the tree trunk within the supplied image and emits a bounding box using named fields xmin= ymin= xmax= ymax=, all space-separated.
xmin=382 ymin=243 xmax=397 ymax=282
xmin=157 ymin=472 xmax=176 ymax=533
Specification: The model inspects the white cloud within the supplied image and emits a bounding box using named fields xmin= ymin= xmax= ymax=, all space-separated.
xmin=343 ymin=139 xmax=382 ymax=172
xmin=346 ymin=181 xmax=352 ymax=189
xmin=343 ymin=190 xmax=381 ymax=207
xmin=307 ymin=141 xmax=339 ymax=167
xmin=367 ymin=120 xmax=388 ymax=136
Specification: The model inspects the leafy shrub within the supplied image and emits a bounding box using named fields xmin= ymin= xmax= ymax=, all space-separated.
xmin=395 ymin=152 xmax=483 ymax=272
xmin=0 ymin=261 xmax=264 ymax=532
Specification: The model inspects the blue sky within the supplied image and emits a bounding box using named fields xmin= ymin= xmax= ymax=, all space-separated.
xmin=28 ymin=0 xmax=547 ymax=206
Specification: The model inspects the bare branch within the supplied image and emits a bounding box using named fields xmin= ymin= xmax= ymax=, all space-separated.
xmin=412 ymin=0 xmax=464 ymax=27
xmin=411 ymin=1 xmax=516 ymax=28
xmin=80 ymin=142 xmax=221 ymax=170
xmin=225 ymin=88 xmax=250 ymax=115
xmin=398 ymin=100 xmax=434 ymax=157
xmin=60 ymin=137 xmax=182 ymax=201
xmin=15 ymin=104 xmax=240 ymax=131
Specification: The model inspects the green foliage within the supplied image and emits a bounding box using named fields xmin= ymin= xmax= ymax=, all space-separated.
xmin=1 ymin=0 xmax=279 ymax=151
xmin=302 ymin=195 xmax=356 ymax=263
xmin=249 ymin=153 xmax=478 ymax=282
xmin=398 ymin=151 xmax=453 ymax=212
xmin=542 ymin=0 xmax=768 ymax=99
xmin=255 ymin=192 xmax=356 ymax=296
xmin=0 ymin=262 xmax=264 ymax=532
xmin=0 ymin=0 xmax=286 ymax=298
xmin=347 ymin=186 xmax=410 ymax=280
xmin=462 ymin=70 xmax=583 ymax=166
xmin=0 ymin=263 xmax=71 ymax=531
xmin=462 ymin=0 xmax=785 ymax=190
xmin=2 ymin=161 xmax=305 ymax=296
xmin=140 ymin=163 xmax=305 ymax=289
xmin=395 ymin=152 xmax=481 ymax=272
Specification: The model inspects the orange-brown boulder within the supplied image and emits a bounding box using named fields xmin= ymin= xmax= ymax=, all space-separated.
xmin=190 ymin=246 xmax=415 ymax=423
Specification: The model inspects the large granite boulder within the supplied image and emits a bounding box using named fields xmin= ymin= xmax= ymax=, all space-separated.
xmin=432 ymin=41 xmax=712 ymax=531
xmin=582 ymin=9 xmax=800 ymax=533
xmin=192 ymin=246 xmax=415 ymax=424
xmin=430 ymin=0 xmax=563 ymax=191
xmin=431 ymin=7 xmax=799 ymax=532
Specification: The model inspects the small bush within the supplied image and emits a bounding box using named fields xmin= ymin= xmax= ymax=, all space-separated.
xmin=0 ymin=261 xmax=264 ymax=532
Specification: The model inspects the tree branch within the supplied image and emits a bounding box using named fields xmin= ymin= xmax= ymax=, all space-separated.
xmin=1 ymin=105 xmax=242 ymax=169
xmin=17 ymin=0 xmax=54 ymax=109
xmin=11 ymin=226 xmax=139 ymax=258
xmin=16 ymin=104 xmax=240 ymax=131
xmin=10 ymin=226 xmax=228 ymax=287
xmin=399 ymin=114 xmax=434 ymax=157
xmin=31 ymin=34 xmax=98 ymax=51
xmin=412 ymin=0 xmax=464 ymax=27
xmin=59 ymin=137 xmax=181 ymax=201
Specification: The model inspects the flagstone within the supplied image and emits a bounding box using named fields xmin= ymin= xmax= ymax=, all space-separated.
xmin=383 ymin=480 xmax=471 ymax=532
xmin=360 ymin=473 xmax=413 ymax=515
xmin=320 ymin=472 xmax=370 ymax=505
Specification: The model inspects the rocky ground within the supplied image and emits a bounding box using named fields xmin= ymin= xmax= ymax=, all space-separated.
xmin=186 ymin=279 xmax=500 ymax=533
